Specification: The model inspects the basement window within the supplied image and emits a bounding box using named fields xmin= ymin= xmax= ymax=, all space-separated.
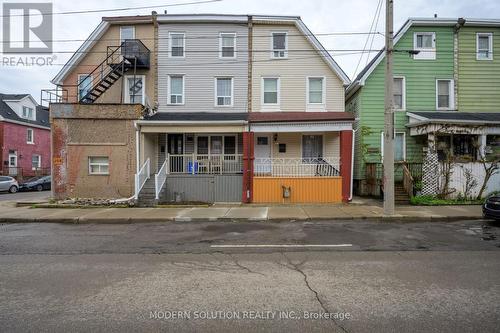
xmin=89 ymin=157 xmax=109 ymax=175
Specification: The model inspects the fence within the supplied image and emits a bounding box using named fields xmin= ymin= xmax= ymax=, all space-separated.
xmin=168 ymin=154 xmax=243 ymax=175
xmin=254 ymin=157 xmax=340 ymax=177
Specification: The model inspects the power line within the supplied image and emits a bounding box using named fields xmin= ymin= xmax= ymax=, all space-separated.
xmin=1 ymin=48 xmax=385 ymax=55
xmin=366 ymin=0 xmax=383 ymax=66
xmin=1 ymin=0 xmax=223 ymax=18
xmin=353 ymin=0 xmax=383 ymax=78
xmin=1 ymin=32 xmax=384 ymax=44
xmin=39 ymin=51 xmax=380 ymax=68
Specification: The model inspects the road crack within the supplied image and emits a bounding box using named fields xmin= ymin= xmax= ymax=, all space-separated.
xmin=226 ymin=253 xmax=265 ymax=276
xmin=280 ymin=252 xmax=349 ymax=333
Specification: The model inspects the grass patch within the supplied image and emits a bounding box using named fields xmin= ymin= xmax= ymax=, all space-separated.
xmin=410 ymin=195 xmax=483 ymax=206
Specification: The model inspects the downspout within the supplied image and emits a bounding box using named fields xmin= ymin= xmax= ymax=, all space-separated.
xmin=453 ymin=18 xmax=466 ymax=110
xmin=350 ymin=128 xmax=357 ymax=201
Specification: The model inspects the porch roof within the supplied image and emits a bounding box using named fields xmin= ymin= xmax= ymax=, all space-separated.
xmin=406 ymin=112 xmax=500 ymax=136
xmin=248 ymin=112 xmax=354 ymax=123
xmin=144 ymin=112 xmax=248 ymax=122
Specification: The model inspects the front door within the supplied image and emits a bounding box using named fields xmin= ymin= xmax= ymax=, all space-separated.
xmin=8 ymin=153 xmax=17 ymax=176
xmin=168 ymin=134 xmax=184 ymax=172
xmin=254 ymin=135 xmax=272 ymax=174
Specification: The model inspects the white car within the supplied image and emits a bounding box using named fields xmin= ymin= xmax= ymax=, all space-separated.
xmin=0 ymin=176 xmax=19 ymax=193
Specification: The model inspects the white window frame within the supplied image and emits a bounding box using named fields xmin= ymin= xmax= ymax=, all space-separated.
xmin=306 ymin=76 xmax=326 ymax=110
xmin=214 ymin=77 xmax=234 ymax=107
xmin=27 ymin=128 xmax=34 ymax=144
xmin=271 ymin=31 xmax=288 ymax=59
xmin=301 ymin=134 xmax=325 ymax=161
xmin=123 ymin=75 xmax=146 ymax=104
xmin=77 ymin=74 xmax=93 ymax=101
xmin=380 ymin=132 xmax=406 ymax=161
xmin=435 ymin=79 xmax=455 ymax=110
xmin=120 ymin=26 xmax=135 ymax=44
xmin=32 ymin=154 xmax=41 ymax=170
xmin=261 ymin=77 xmax=280 ymax=109
xmin=476 ymin=32 xmax=493 ymax=61
xmin=8 ymin=153 xmax=17 ymax=167
xmin=88 ymin=156 xmax=110 ymax=175
xmin=168 ymin=75 xmax=185 ymax=105
xmin=413 ymin=32 xmax=436 ymax=60
xmin=22 ymin=106 xmax=34 ymax=120
xmin=393 ymin=76 xmax=406 ymax=111
xmin=169 ymin=32 xmax=185 ymax=58
xmin=219 ymin=32 xmax=237 ymax=59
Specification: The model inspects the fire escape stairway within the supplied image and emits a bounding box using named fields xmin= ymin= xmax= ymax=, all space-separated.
xmin=78 ymin=40 xmax=150 ymax=104
xmin=80 ymin=62 xmax=130 ymax=103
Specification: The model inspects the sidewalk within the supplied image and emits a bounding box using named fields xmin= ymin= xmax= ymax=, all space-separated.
xmin=0 ymin=199 xmax=484 ymax=223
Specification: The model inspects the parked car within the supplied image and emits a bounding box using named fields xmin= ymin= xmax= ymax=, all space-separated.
xmin=483 ymin=195 xmax=500 ymax=221
xmin=19 ymin=176 xmax=51 ymax=192
xmin=0 ymin=176 xmax=19 ymax=193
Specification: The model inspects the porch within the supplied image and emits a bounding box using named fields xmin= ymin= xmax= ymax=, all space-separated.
xmin=406 ymin=112 xmax=500 ymax=199
xmin=248 ymin=112 xmax=354 ymax=204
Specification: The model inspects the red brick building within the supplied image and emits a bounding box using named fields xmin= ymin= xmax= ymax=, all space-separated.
xmin=0 ymin=94 xmax=51 ymax=180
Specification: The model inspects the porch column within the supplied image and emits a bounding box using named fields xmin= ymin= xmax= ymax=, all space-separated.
xmin=242 ymin=131 xmax=254 ymax=203
xmin=340 ymin=130 xmax=353 ymax=203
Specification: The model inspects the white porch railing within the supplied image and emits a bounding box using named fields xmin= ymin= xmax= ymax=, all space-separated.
xmin=254 ymin=157 xmax=341 ymax=177
xmin=134 ymin=158 xmax=150 ymax=199
xmin=168 ymin=154 xmax=243 ymax=174
xmin=155 ymin=158 xmax=168 ymax=200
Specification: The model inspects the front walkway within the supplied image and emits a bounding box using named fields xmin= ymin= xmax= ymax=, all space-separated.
xmin=0 ymin=199 xmax=484 ymax=223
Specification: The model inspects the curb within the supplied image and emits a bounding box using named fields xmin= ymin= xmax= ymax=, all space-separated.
xmin=0 ymin=215 xmax=486 ymax=224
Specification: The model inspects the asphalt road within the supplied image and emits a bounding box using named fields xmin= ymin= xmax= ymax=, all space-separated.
xmin=1 ymin=220 xmax=500 ymax=333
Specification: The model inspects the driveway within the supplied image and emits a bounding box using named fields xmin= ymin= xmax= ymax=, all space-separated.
xmin=0 ymin=190 xmax=50 ymax=202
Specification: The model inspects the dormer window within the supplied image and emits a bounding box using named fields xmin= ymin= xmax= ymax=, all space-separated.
xmin=22 ymin=106 xmax=34 ymax=120
xmin=271 ymin=32 xmax=288 ymax=58
xmin=413 ymin=32 xmax=436 ymax=60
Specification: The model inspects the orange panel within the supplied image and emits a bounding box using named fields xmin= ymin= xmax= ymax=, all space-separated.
xmin=252 ymin=177 xmax=343 ymax=203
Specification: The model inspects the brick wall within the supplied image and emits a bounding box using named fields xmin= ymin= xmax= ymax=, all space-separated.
xmin=0 ymin=121 xmax=51 ymax=177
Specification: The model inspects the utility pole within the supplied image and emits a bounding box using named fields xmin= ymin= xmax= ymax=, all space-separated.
xmin=383 ymin=0 xmax=395 ymax=215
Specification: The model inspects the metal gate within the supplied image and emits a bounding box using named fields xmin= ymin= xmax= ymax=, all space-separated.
xmin=164 ymin=174 xmax=242 ymax=203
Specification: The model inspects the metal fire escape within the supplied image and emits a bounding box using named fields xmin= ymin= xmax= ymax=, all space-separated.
xmin=78 ymin=39 xmax=150 ymax=103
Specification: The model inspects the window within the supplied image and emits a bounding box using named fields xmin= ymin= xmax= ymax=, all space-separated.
xmin=223 ymin=136 xmax=236 ymax=155
xmin=262 ymin=78 xmax=279 ymax=105
xmin=413 ymin=32 xmax=436 ymax=60
xmin=124 ymin=75 xmax=144 ymax=104
xmin=477 ymin=33 xmax=493 ymax=60
xmin=168 ymin=75 xmax=184 ymax=105
xmin=22 ymin=106 xmax=34 ymax=120
xmin=32 ymin=155 xmax=41 ymax=170
xmin=436 ymin=79 xmax=454 ymax=110
xmin=307 ymin=77 xmax=325 ymax=104
xmin=219 ymin=33 xmax=236 ymax=58
xmin=120 ymin=26 xmax=135 ymax=44
xmin=381 ymin=132 xmax=406 ymax=161
xmin=211 ymin=136 xmax=223 ymax=154
xmin=88 ymin=157 xmax=109 ymax=175
xmin=393 ymin=77 xmax=405 ymax=110
xmin=197 ymin=136 xmax=209 ymax=154
xmin=169 ymin=33 xmax=185 ymax=58
xmin=27 ymin=128 xmax=34 ymax=144
xmin=302 ymin=135 xmax=323 ymax=161
xmin=271 ymin=32 xmax=287 ymax=58
xmin=215 ymin=78 xmax=233 ymax=106
xmin=77 ymin=74 xmax=93 ymax=101
xmin=485 ymin=135 xmax=500 ymax=161
xmin=257 ymin=137 xmax=268 ymax=145
xmin=279 ymin=144 xmax=287 ymax=153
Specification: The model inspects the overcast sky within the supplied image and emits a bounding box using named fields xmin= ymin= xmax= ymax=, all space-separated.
xmin=0 ymin=0 xmax=499 ymax=103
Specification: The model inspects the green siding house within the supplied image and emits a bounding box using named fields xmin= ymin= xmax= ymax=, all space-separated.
xmin=346 ymin=18 xmax=500 ymax=199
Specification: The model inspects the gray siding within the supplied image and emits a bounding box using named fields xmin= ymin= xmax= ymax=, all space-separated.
xmin=164 ymin=174 xmax=242 ymax=203
xmin=158 ymin=23 xmax=249 ymax=113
